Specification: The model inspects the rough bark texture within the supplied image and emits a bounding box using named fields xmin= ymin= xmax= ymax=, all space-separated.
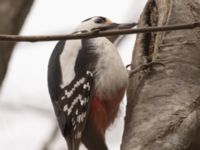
xmin=0 ymin=0 xmax=33 ymax=88
xmin=121 ymin=0 xmax=200 ymax=150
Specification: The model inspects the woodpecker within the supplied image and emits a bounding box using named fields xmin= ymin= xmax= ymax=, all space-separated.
xmin=48 ymin=16 xmax=136 ymax=150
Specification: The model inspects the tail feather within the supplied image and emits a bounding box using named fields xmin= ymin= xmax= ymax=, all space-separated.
xmin=66 ymin=136 xmax=81 ymax=150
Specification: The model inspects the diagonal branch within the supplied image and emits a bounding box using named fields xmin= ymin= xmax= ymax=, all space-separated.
xmin=0 ymin=22 xmax=199 ymax=42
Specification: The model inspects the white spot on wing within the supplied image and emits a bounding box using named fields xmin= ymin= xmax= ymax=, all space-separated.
xmin=73 ymin=125 xmax=77 ymax=130
xmin=80 ymin=98 xmax=87 ymax=106
xmin=75 ymin=109 xmax=78 ymax=115
xmin=83 ymin=82 xmax=91 ymax=90
xmin=86 ymin=70 xmax=93 ymax=77
xmin=63 ymin=104 xmax=68 ymax=111
xmin=61 ymin=96 xmax=65 ymax=100
xmin=75 ymin=131 xmax=82 ymax=139
xmin=77 ymin=112 xmax=87 ymax=123
xmin=63 ymin=94 xmax=88 ymax=115
xmin=62 ymin=77 xmax=86 ymax=99
xmin=63 ymin=104 xmax=73 ymax=116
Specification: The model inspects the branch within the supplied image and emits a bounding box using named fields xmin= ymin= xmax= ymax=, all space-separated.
xmin=128 ymin=62 xmax=165 ymax=77
xmin=0 ymin=22 xmax=200 ymax=42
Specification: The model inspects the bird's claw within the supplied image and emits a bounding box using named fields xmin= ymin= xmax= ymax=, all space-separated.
xmin=128 ymin=61 xmax=165 ymax=77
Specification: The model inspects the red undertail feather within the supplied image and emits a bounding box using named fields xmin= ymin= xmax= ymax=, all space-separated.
xmin=88 ymin=88 xmax=125 ymax=136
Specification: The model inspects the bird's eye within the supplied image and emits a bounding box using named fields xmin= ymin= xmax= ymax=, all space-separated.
xmin=94 ymin=17 xmax=106 ymax=24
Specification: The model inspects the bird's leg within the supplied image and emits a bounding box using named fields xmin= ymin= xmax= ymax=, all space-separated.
xmin=127 ymin=61 xmax=165 ymax=77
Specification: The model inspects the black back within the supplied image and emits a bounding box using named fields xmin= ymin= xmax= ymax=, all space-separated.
xmin=48 ymin=40 xmax=65 ymax=101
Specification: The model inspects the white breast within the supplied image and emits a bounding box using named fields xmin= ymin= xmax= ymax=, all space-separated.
xmin=59 ymin=40 xmax=81 ymax=88
xmin=93 ymin=38 xmax=128 ymax=98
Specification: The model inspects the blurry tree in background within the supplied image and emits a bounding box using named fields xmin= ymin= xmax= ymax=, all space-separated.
xmin=122 ymin=0 xmax=200 ymax=150
xmin=0 ymin=0 xmax=33 ymax=88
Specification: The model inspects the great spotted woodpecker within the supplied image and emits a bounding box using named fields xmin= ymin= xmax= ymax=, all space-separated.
xmin=47 ymin=16 xmax=136 ymax=150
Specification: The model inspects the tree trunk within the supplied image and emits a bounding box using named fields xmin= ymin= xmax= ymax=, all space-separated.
xmin=0 ymin=0 xmax=33 ymax=88
xmin=121 ymin=0 xmax=200 ymax=150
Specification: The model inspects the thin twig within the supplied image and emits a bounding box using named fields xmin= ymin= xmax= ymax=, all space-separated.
xmin=0 ymin=22 xmax=200 ymax=42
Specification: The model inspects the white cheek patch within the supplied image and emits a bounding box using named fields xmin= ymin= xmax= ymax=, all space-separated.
xmin=59 ymin=40 xmax=81 ymax=87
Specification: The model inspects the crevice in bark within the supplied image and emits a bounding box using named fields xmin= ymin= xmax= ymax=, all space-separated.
xmin=122 ymin=1 xmax=159 ymax=148
xmin=140 ymin=0 xmax=158 ymax=63
xmin=125 ymin=0 xmax=158 ymax=121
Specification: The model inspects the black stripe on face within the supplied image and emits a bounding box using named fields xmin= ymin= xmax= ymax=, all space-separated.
xmin=82 ymin=16 xmax=107 ymax=24
xmin=82 ymin=17 xmax=93 ymax=23
xmin=94 ymin=17 xmax=106 ymax=24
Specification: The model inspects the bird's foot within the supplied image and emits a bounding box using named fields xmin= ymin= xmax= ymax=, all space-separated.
xmin=127 ymin=61 xmax=165 ymax=77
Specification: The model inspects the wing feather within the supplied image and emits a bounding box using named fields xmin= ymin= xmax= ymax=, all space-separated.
xmin=58 ymin=70 xmax=94 ymax=150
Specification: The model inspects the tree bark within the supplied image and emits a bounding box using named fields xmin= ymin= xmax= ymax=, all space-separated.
xmin=121 ymin=0 xmax=200 ymax=150
xmin=0 ymin=0 xmax=33 ymax=88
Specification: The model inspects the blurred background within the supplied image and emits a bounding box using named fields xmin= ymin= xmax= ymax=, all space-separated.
xmin=0 ymin=0 xmax=146 ymax=149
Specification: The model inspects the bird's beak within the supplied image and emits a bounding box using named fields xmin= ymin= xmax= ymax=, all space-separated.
xmin=105 ymin=22 xmax=137 ymax=30
xmin=99 ymin=22 xmax=137 ymax=43
xmin=92 ymin=22 xmax=137 ymax=32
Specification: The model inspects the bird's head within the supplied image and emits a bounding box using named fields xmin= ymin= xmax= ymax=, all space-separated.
xmin=75 ymin=16 xmax=137 ymax=32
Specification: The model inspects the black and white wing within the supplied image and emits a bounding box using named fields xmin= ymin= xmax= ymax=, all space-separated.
xmin=48 ymin=40 xmax=97 ymax=150
xmin=59 ymin=70 xmax=94 ymax=150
